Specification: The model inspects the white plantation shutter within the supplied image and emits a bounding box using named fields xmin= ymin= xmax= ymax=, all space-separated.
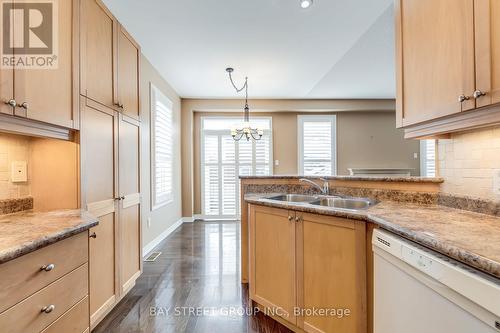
xmin=420 ymin=140 xmax=436 ymax=177
xmin=151 ymin=84 xmax=174 ymax=208
xmin=201 ymin=117 xmax=272 ymax=218
xmin=298 ymin=115 xmax=337 ymax=176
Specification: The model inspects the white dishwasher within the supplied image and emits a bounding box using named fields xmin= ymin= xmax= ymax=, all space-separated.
xmin=373 ymin=229 xmax=500 ymax=333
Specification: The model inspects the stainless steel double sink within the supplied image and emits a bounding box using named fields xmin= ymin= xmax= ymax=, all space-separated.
xmin=267 ymin=194 xmax=377 ymax=211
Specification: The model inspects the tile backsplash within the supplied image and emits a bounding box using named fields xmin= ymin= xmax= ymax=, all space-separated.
xmin=0 ymin=134 xmax=31 ymax=200
xmin=438 ymin=126 xmax=500 ymax=201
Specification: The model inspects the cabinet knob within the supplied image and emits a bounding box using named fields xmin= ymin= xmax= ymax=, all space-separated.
xmin=473 ymin=90 xmax=486 ymax=99
xmin=89 ymin=232 xmax=97 ymax=239
xmin=295 ymin=216 xmax=301 ymax=223
xmin=5 ymin=99 xmax=16 ymax=107
xmin=17 ymin=102 xmax=28 ymax=109
xmin=41 ymin=305 xmax=55 ymax=314
xmin=458 ymin=95 xmax=470 ymax=103
xmin=40 ymin=264 xmax=55 ymax=272
xmin=288 ymin=216 xmax=293 ymax=221
xmin=115 ymin=102 xmax=124 ymax=109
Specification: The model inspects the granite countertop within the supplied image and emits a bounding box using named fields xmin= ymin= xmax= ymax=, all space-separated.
xmin=245 ymin=193 xmax=500 ymax=279
xmin=0 ymin=209 xmax=99 ymax=264
xmin=239 ymin=175 xmax=444 ymax=183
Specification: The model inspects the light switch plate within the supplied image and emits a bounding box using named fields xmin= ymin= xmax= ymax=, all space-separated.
xmin=494 ymin=169 xmax=500 ymax=196
xmin=274 ymin=160 xmax=280 ymax=166
xmin=11 ymin=161 xmax=27 ymax=182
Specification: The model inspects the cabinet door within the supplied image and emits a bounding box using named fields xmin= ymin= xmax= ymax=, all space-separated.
xmin=249 ymin=205 xmax=296 ymax=325
xmin=80 ymin=100 xmax=118 ymax=326
xmin=475 ymin=0 xmax=500 ymax=107
xmin=80 ymin=0 xmax=116 ymax=108
xmin=117 ymin=26 xmax=140 ymax=120
xmin=298 ymin=213 xmax=366 ymax=333
xmin=396 ymin=0 xmax=476 ymax=127
xmin=0 ymin=68 xmax=14 ymax=116
xmin=14 ymin=0 xmax=76 ymax=128
xmin=118 ymin=114 xmax=141 ymax=294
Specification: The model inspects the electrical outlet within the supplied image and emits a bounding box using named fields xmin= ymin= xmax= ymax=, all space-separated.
xmin=11 ymin=161 xmax=27 ymax=182
xmin=413 ymin=153 xmax=419 ymax=159
xmin=274 ymin=160 xmax=280 ymax=166
xmin=147 ymin=217 xmax=151 ymax=228
xmin=494 ymin=169 xmax=500 ymax=196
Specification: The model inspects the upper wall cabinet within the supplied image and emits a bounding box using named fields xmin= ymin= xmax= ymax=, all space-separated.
xmin=0 ymin=0 xmax=79 ymax=129
xmin=396 ymin=0 xmax=500 ymax=138
xmin=117 ymin=26 xmax=140 ymax=120
xmin=81 ymin=0 xmax=140 ymax=120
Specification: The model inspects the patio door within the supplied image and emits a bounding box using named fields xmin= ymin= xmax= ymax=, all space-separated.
xmin=201 ymin=117 xmax=272 ymax=219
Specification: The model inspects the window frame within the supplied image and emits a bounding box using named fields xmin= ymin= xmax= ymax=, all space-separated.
xmin=420 ymin=139 xmax=437 ymax=177
xmin=200 ymin=116 xmax=273 ymax=219
xmin=297 ymin=115 xmax=337 ymax=176
xmin=150 ymin=83 xmax=174 ymax=210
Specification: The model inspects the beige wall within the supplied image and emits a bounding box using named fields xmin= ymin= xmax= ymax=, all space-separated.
xmin=140 ymin=55 xmax=182 ymax=249
xmin=190 ymin=110 xmax=419 ymax=215
xmin=181 ymin=98 xmax=397 ymax=217
xmin=438 ymin=126 xmax=500 ymax=200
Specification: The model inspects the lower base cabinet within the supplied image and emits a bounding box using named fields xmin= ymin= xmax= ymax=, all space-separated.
xmin=0 ymin=232 xmax=90 ymax=333
xmin=249 ymin=204 xmax=367 ymax=333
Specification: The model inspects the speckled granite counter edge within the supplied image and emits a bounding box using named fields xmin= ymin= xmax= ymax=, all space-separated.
xmin=239 ymin=175 xmax=444 ymax=183
xmin=244 ymin=195 xmax=500 ymax=279
xmin=0 ymin=211 xmax=98 ymax=264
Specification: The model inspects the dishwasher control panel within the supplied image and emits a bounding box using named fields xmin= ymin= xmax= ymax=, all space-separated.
xmin=401 ymin=245 xmax=443 ymax=280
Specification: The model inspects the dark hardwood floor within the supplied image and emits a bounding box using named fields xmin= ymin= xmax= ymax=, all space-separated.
xmin=94 ymin=221 xmax=292 ymax=333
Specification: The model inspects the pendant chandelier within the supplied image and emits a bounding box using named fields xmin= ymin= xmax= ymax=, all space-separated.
xmin=226 ymin=67 xmax=263 ymax=141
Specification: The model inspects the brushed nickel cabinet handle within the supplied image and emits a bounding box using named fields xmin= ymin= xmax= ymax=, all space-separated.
xmin=458 ymin=95 xmax=470 ymax=103
xmin=473 ymin=90 xmax=486 ymax=99
xmin=40 ymin=264 xmax=55 ymax=272
xmin=17 ymin=102 xmax=28 ymax=109
xmin=41 ymin=305 xmax=55 ymax=314
xmin=5 ymin=99 xmax=16 ymax=107
xmin=89 ymin=232 xmax=97 ymax=239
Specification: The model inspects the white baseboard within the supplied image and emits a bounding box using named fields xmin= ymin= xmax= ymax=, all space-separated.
xmin=182 ymin=216 xmax=195 ymax=223
xmin=142 ymin=218 xmax=183 ymax=258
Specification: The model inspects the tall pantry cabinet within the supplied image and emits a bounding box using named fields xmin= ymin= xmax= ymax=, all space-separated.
xmin=79 ymin=0 xmax=142 ymax=328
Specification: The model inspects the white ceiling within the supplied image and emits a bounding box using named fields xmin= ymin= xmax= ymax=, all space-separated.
xmin=103 ymin=0 xmax=395 ymax=99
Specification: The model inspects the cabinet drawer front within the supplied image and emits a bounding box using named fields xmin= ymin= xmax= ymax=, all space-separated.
xmin=0 ymin=263 xmax=88 ymax=333
xmin=0 ymin=232 xmax=88 ymax=313
xmin=41 ymin=296 xmax=89 ymax=333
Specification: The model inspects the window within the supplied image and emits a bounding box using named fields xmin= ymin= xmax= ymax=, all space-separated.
xmin=298 ymin=115 xmax=337 ymax=176
xmin=151 ymin=84 xmax=173 ymax=209
xmin=201 ymin=117 xmax=272 ymax=218
xmin=420 ymin=140 xmax=436 ymax=177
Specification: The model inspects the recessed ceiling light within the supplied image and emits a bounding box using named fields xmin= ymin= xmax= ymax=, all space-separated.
xmin=300 ymin=0 xmax=313 ymax=9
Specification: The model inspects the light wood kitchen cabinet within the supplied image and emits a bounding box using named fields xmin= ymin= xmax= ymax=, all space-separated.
xmin=298 ymin=213 xmax=366 ymax=333
xmin=396 ymin=0 xmax=476 ymax=127
xmin=14 ymin=0 xmax=78 ymax=128
xmin=81 ymin=0 xmax=141 ymax=120
xmin=0 ymin=0 xmax=78 ymax=128
xmin=117 ymin=27 xmax=141 ymax=120
xmin=118 ymin=114 xmax=142 ymax=294
xmin=396 ymin=0 xmax=500 ymax=138
xmin=249 ymin=204 xmax=366 ymax=332
xmin=475 ymin=0 xmax=500 ymax=108
xmin=249 ymin=205 xmax=297 ymax=325
xmin=80 ymin=99 xmax=118 ymax=327
xmin=0 ymin=66 xmax=14 ymax=116
xmin=0 ymin=232 xmax=90 ymax=333
xmin=80 ymin=98 xmax=142 ymax=328
xmin=80 ymin=0 xmax=116 ymax=108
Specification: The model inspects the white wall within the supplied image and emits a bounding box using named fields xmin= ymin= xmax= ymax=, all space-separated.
xmin=140 ymin=55 xmax=183 ymax=252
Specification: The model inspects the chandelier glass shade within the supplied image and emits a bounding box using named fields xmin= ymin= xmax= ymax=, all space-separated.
xmin=226 ymin=67 xmax=263 ymax=141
